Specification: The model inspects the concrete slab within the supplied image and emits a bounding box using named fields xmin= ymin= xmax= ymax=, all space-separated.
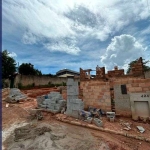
xmin=130 ymin=93 xmax=150 ymax=120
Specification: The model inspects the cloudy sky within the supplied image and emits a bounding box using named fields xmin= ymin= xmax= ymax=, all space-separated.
xmin=2 ymin=0 xmax=150 ymax=74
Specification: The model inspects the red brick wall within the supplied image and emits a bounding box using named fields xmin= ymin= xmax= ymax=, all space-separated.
xmin=113 ymin=78 xmax=150 ymax=93
xmin=80 ymin=80 xmax=111 ymax=111
xmin=80 ymin=77 xmax=150 ymax=116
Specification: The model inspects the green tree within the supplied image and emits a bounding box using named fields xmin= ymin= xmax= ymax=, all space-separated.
xmin=35 ymin=69 xmax=42 ymax=76
xmin=42 ymin=73 xmax=56 ymax=77
xmin=19 ymin=63 xmax=42 ymax=75
xmin=127 ymin=58 xmax=150 ymax=74
xmin=2 ymin=50 xmax=16 ymax=79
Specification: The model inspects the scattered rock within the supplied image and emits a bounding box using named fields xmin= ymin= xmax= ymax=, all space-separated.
xmin=137 ymin=126 xmax=145 ymax=133
xmin=6 ymin=103 xmax=9 ymax=108
xmin=14 ymin=125 xmax=52 ymax=142
xmin=123 ymin=127 xmax=130 ymax=131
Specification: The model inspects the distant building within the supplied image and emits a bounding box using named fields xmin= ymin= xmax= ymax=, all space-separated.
xmin=56 ymin=69 xmax=80 ymax=77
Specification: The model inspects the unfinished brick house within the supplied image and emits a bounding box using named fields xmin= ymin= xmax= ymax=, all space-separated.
xmin=80 ymin=57 xmax=150 ymax=120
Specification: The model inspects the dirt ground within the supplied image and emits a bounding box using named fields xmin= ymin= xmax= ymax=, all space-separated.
xmin=2 ymin=88 xmax=150 ymax=150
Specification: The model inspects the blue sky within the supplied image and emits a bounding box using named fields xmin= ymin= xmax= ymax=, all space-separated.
xmin=2 ymin=0 xmax=150 ymax=74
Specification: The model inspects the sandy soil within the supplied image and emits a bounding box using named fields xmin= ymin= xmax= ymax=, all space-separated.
xmin=22 ymin=87 xmax=60 ymax=98
xmin=2 ymin=88 xmax=150 ymax=150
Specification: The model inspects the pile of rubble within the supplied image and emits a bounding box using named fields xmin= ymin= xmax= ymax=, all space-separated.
xmin=36 ymin=79 xmax=113 ymax=128
xmin=5 ymin=88 xmax=27 ymax=103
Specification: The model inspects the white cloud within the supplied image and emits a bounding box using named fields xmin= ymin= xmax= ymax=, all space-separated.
xmin=8 ymin=52 xmax=17 ymax=58
xmin=43 ymin=37 xmax=80 ymax=55
xmin=44 ymin=42 xmax=80 ymax=55
xmin=2 ymin=0 xmax=150 ymax=55
xmin=101 ymin=34 xmax=146 ymax=71
xmin=22 ymin=32 xmax=39 ymax=44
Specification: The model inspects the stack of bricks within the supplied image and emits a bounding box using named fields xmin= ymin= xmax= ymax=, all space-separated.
xmin=108 ymin=66 xmax=124 ymax=77
xmin=80 ymin=68 xmax=86 ymax=80
xmin=66 ymin=78 xmax=84 ymax=118
xmin=37 ymin=92 xmax=66 ymax=113
xmin=67 ymin=78 xmax=79 ymax=100
xmin=96 ymin=67 xmax=105 ymax=79
xmin=131 ymin=57 xmax=144 ymax=77
xmin=80 ymin=80 xmax=111 ymax=111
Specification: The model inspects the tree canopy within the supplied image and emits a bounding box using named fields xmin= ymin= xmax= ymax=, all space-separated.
xmin=127 ymin=58 xmax=150 ymax=74
xmin=18 ymin=63 xmax=42 ymax=75
xmin=2 ymin=50 xmax=16 ymax=79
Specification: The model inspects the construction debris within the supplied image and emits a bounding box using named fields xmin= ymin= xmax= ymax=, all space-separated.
xmin=5 ymin=88 xmax=27 ymax=103
xmin=37 ymin=92 xmax=66 ymax=114
xmin=79 ymin=110 xmax=91 ymax=120
xmin=119 ymin=120 xmax=132 ymax=131
xmin=86 ymin=117 xmax=93 ymax=123
xmin=137 ymin=126 xmax=145 ymax=133
xmin=88 ymin=107 xmax=105 ymax=118
xmin=14 ymin=125 xmax=52 ymax=142
xmin=27 ymin=108 xmax=43 ymax=120
xmin=5 ymin=103 xmax=9 ymax=108
xmin=123 ymin=127 xmax=131 ymax=131
xmin=92 ymin=118 xmax=103 ymax=127
xmin=106 ymin=112 xmax=115 ymax=122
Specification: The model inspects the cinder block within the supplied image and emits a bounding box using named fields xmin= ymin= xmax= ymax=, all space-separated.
xmin=66 ymin=109 xmax=73 ymax=116
xmin=67 ymin=79 xmax=74 ymax=85
xmin=109 ymin=117 xmax=115 ymax=122
xmin=42 ymin=101 xmax=47 ymax=105
xmin=87 ymin=117 xmax=93 ymax=123
xmin=48 ymin=106 xmax=55 ymax=110
xmin=93 ymin=118 xmax=103 ymax=127
xmin=71 ymin=110 xmax=79 ymax=118
xmin=39 ymin=104 xmax=47 ymax=108
xmin=67 ymin=95 xmax=78 ymax=100
xmin=54 ymin=105 xmax=60 ymax=110
xmin=106 ymin=112 xmax=115 ymax=118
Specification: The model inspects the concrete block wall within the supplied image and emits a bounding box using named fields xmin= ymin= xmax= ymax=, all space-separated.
xmin=80 ymin=77 xmax=150 ymax=117
xmin=14 ymin=74 xmax=79 ymax=87
xmin=114 ymin=85 xmax=131 ymax=117
xmin=113 ymin=78 xmax=150 ymax=116
xmin=129 ymin=93 xmax=150 ymax=120
xmin=80 ymin=80 xmax=111 ymax=111
xmin=67 ymin=78 xmax=79 ymax=100
xmin=66 ymin=99 xmax=84 ymax=118
xmin=66 ymin=78 xmax=84 ymax=118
